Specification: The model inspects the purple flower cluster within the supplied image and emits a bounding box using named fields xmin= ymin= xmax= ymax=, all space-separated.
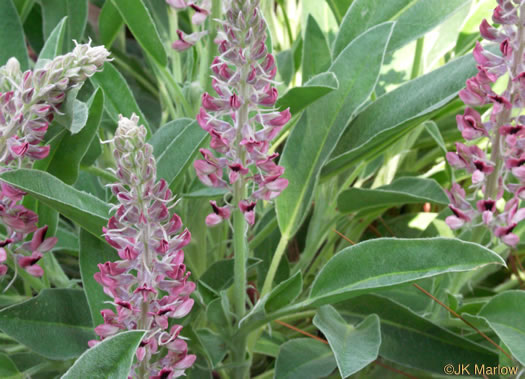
xmin=446 ymin=0 xmax=525 ymax=247
xmin=0 ymin=42 xmax=109 ymax=279
xmin=167 ymin=0 xmax=211 ymax=51
xmin=92 ymin=115 xmax=196 ymax=378
xmin=194 ymin=0 xmax=291 ymax=226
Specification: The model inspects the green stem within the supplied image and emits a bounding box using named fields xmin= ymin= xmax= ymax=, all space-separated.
xmin=112 ymin=54 xmax=158 ymax=97
xmin=168 ymin=8 xmax=183 ymax=83
xmin=202 ymin=0 xmax=222 ymax=92
xmin=79 ymin=165 xmax=118 ymax=183
xmin=276 ymin=0 xmax=294 ymax=47
xmin=231 ymin=51 xmax=251 ymax=378
xmin=157 ymin=65 xmax=193 ymax=117
xmin=260 ymin=235 xmax=289 ymax=297
xmin=410 ymin=37 xmax=425 ymax=80
xmin=232 ymin=180 xmax=249 ymax=379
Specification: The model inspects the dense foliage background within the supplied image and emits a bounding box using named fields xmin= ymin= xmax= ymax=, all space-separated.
xmin=0 ymin=0 xmax=524 ymax=378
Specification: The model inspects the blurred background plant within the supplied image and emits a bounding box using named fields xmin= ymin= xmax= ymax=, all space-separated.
xmin=0 ymin=0 xmax=524 ymax=378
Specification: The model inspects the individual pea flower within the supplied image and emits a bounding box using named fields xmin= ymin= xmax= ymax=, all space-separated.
xmin=167 ymin=0 xmax=212 ymax=51
xmin=193 ymin=0 xmax=291 ymax=226
xmin=446 ymin=0 xmax=525 ymax=247
xmin=0 ymin=41 xmax=110 ymax=281
xmin=92 ymin=114 xmax=196 ymax=378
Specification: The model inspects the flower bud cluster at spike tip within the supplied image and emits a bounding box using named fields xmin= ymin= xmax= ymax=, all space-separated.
xmin=446 ymin=0 xmax=525 ymax=248
xmin=92 ymin=114 xmax=196 ymax=378
xmin=0 ymin=41 xmax=109 ymax=280
xmin=0 ymin=40 xmax=110 ymax=168
xmin=167 ymin=0 xmax=211 ymax=51
xmin=194 ymin=0 xmax=291 ymax=226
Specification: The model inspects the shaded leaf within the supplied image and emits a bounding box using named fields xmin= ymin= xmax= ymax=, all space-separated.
xmin=47 ymin=89 xmax=104 ymax=184
xmin=478 ymin=291 xmax=525 ymax=366
xmin=111 ymin=0 xmax=167 ymax=66
xmin=265 ymin=272 xmax=302 ymax=313
xmin=0 ymin=0 xmax=29 ymax=70
xmin=35 ymin=16 xmax=67 ymax=68
xmin=79 ymin=229 xmax=119 ymax=327
xmin=0 ymin=289 xmax=94 ymax=360
xmin=274 ymin=338 xmax=336 ymax=379
xmin=337 ymin=294 xmax=499 ymax=373
xmin=302 ymin=15 xmax=331 ymax=82
xmin=91 ymin=62 xmax=151 ymax=134
xmin=99 ymin=0 xmax=123 ymax=47
xmin=276 ymin=72 xmax=338 ymax=115
xmin=41 ymin=0 xmax=88 ymax=52
xmin=150 ymin=119 xmax=207 ymax=187
xmin=313 ymin=307 xmax=380 ymax=378
xmin=337 ymin=177 xmax=448 ymax=213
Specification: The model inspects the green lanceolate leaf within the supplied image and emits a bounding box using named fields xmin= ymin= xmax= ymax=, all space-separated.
xmin=308 ymin=238 xmax=505 ymax=306
xmin=0 ymin=0 xmax=29 ymax=70
xmin=333 ymin=0 xmax=470 ymax=58
xmin=62 ymin=330 xmax=146 ymax=379
xmin=47 ymin=89 xmax=105 ymax=184
xmin=91 ymin=62 xmax=151 ymax=134
xmin=79 ymin=229 xmax=119 ymax=327
xmin=150 ymin=119 xmax=208 ymax=188
xmin=0 ymin=169 xmax=111 ymax=238
xmin=477 ymin=291 xmax=525 ymax=365
xmin=313 ymin=306 xmax=380 ymax=378
xmin=265 ymin=271 xmax=303 ymax=313
xmin=276 ymin=22 xmax=394 ymax=238
xmin=0 ymin=289 xmax=95 ymax=360
xmin=326 ymin=0 xmax=353 ymax=24
xmin=199 ymin=258 xmax=261 ymax=296
xmin=337 ymin=177 xmax=448 ymax=213
xmin=302 ymin=15 xmax=332 ymax=83
xmin=99 ymin=0 xmax=123 ymax=47
xmin=337 ymin=294 xmax=499 ymax=373
xmin=323 ymin=50 xmax=481 ymax=178
xmin=274 ymin=338 xmax=337 ymax=379
xmin=111 ymin=0 xmax=167 ymax=66
xmin=0 ymin=353 xmax=21 ymax=379
xmin=35 ymin=16 xmax=67 ymax=69
xmin=276 ymin=72 xmax=339 ymax=115
xmin=41 ymin=0 xmax=88 ymax=52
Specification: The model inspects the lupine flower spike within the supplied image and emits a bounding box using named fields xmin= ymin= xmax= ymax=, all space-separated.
xmin=447 ymin=0 xmax=525 ymax=247
xmin=0 ymin=41 xmax=110 ymax=281
xmin=194 ymin=0 xmax=291 ymax=225
xmin=92 ymin=114 xmax=196 ymax=378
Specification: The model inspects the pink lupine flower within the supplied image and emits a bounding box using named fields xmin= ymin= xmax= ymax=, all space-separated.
xmin=456 ymin=107 xmax=487 ymax=140
xmin=92 ymin=114 xmax=195 ymax=378
xmin=195 ymin=0 xmax=291 ymax=226
xmin=0 ymin=248 xmax=7 ymax=276
xmin=446 ymin=2 xmax=525 ymax=247
xmin=167 ymin=0 xmax=212 ymax=50
xmin=172 ymin=30 xmax=209 ymax=51
xmin=205 ymin=200 xmax=231 ymax=226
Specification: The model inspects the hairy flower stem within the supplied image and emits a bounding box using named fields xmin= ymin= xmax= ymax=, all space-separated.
xmin=232 ymin=64 xmax=250 ymax=379
xmin=486 ymin=6 xmax=525 ymax=200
